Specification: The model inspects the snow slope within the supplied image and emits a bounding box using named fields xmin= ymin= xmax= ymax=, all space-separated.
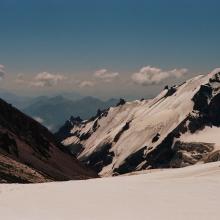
xmin=60 ymin=68 xmax=220 ymax=176
xmin=179 ymin=126 xmax=220 ymax=148
xmin=0 ymin=162 xmax=220 ymax=220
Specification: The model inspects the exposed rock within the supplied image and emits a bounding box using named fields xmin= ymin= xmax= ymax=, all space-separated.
xmin=67 ymin=143 xmax=84 ymax=157
xmin=116 ymin=98 xmax=126 ymax=106
xmin=113 ymin=147 xmax=147 ymax=175
xmin=205 ymin=150 xmax=220 ymax=163
xmin=55 ymin=116 xmax=82 ymax=142
xmin=170 ymin=141 xmax=215 ymax=168
xmin=81 ymin=143 xmax=113 ymax=173
xmin=208 ymin=93 xmax=220 ymax=126
xmin=114 ymin=121 xmax=131 ymax=142
xmin=152 ymin=133 xmax=160 ymax=143
xmin=165 ymin=86 xmax=177 ymax=97
xmin=92 ymin=119 xmax=100 ymax=132
xmin=0 ymin=132 xmax=18 ymax=157
xmin=0 ymin=98 xmax=97 ymax=183
xmin=192 ymin=84 xmax=212 ymax=113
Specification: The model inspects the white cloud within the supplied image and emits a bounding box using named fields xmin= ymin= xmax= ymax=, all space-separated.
xmin=131 ymin=66 xmax=188 ymax=86
xmin=15 ymin=72 xmax=67 ymax=88
xmin=168 ymin=68 xmax=188 ymax=78
xmin=31 ymin=72 xmax=67 ymax=87
xmin=0 ymin=64 xmax=6 ymax=80
xmin=94 ymin=69 xmax=119 ymax=82
xmin=78 ymin=80 xmax=95 ymax=88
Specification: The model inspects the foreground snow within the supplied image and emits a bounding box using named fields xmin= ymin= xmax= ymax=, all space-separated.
xmin=1 ymin=162 xmax=220 ymax=220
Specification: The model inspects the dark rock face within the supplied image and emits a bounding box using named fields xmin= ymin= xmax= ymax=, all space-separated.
xmin=55 ymin=116 xmax=83 ymax=142
xmin=81 ymin=143 xmax=113 ymax=173
xmin=208 ymin=93 xmax=220 ymax=126
xmin=170 ymin=141 xmax=215 ymax=167
xmin=79 ymin=131 xmax=92 ymax=141
xmin=0 ymin=99 xmax=97 ymax=183
xmin=0 ymin=133 xmax=18 ymax=157
xmin=165 ymin=86 xmax=177 ymax=97
xmin=191 ymin=72 xmax=220 ymax=126
xmin=188 ymin=115 xmax=207 ymax=133
xmin=192 ymin=84 xmax=213 ymax=113
xmin=152 ymin=133 xmax=160 ymax=143
xmin=88 ymin=108 xmax=108 ymax=122
xmin=92 ymin=120 xmax=99 ymax=132
xmin=205 ymin=150 xmax=220 ymax=163
xmin=114 ymin=121 xmax=131 ymax=143
xmin=116 ymin=98 xmax=126 ymax=107
xmin=209 ymin=72 xmax=220 ymax=83
xmin=144 ymin=132 xmax=175 ymax=169
xmin=113 ymin=147 xmax=147 ymax=175
xmin=68 ymin=143 xmax=84 ymax=157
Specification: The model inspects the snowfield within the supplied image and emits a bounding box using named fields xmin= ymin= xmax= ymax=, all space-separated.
xmin=1 ymin=162 xmax=220 ymax=220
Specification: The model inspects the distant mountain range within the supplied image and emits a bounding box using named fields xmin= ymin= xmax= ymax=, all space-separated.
xmin=0 ymin=89 xmax=83 ymax=108
xmin=0 ymin=89 xmax=33 ymax=109
xmin=0 ymin=89 xmax=118 ymax=132
xmin=23 ymin=96 xmax=118 ymax=132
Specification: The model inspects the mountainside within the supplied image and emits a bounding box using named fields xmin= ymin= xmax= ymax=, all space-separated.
xmin=0 ymin=98 xmax=97 ymax=183
xmin=59 ymin=69 xmax=220 ymax=176
xmin=23 ymin=96 xmax=118 ymax=132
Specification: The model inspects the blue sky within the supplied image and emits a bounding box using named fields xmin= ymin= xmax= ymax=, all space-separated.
xmin=0 ymin=0 xmax=220 ymax=99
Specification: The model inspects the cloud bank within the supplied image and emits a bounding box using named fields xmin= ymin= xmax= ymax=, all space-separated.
xmin=131 ymin=66 xmax=188 ymax=86
xmin=94 ymin=69 xmax=119 ymax=82
xmin=16 ymin=72 xmax=67 ymax=87
xmin=31 ymin=72 xmax=67 ymax=87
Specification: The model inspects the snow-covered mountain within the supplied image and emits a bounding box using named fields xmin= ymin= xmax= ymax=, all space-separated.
xmin=58 ymin=69 xmax=220 ymax=176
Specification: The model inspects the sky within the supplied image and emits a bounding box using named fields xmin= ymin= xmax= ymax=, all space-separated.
xmin=0 ymin=0 xmax=220 ymax=99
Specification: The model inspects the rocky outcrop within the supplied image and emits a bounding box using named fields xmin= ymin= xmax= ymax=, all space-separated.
xmin=170 ymin=141 xmax=215 ymax=167
xmin=116 ymin=98 xmax=126 ymax=106
xmin=55 ymin=116 xmax=83 ymax=142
